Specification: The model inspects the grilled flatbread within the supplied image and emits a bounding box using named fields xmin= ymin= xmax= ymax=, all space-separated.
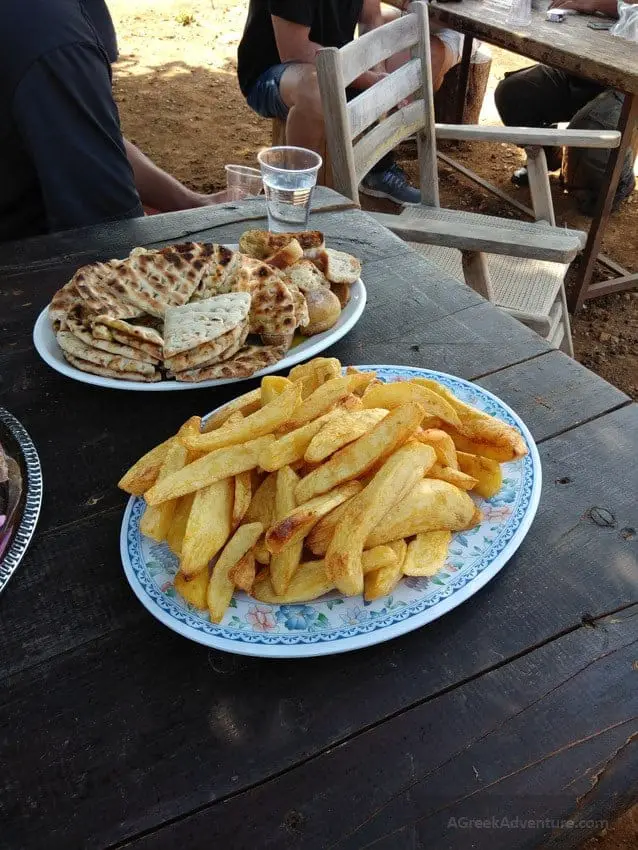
xmin=285 ymin=280 xmax=309 ymax=330
xmin=171 ymin=344 xmax=286 ymax=382
xmin=164 ymin=322 xmax=249 ymax=373
xmin=65 ymin=306 xmax=160 ymax=365
xmin=191 ymin=245 xmax=242 ymax=301
xmin=163 ymin=292 xmax=251 ymax=358
xmin=57 ymin=331 xmax=158 ymax=375
xmin=63 ymin=352 xmax=161 ymax=383
xmin=238 ymin=230 xmax=324 ymax=259
xmin=92 ymin=316 xmax=164 ymax=360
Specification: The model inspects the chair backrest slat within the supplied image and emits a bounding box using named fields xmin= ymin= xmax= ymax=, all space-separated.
xmin=339 ymin=14 xmax=418 ymax=87
xmin=353 ymin=101 xmax=424 ymax=184
xmin=413 ymin=1 xmax=439 ymax=206
xmin=348 ymin=58 xmax=422 ymax=139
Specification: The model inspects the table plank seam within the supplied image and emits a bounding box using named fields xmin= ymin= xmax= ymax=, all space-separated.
xmin=102 ymin=607 xmax=638 ymax=850
xmin=534 ymin=400 xmax=634 ymax=445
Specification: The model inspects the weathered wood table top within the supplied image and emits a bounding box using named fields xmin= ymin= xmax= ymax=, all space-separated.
xmin=1 ymin=188 xmax=636 ymax=850
xmin=430 ymin=0 xmax=638 ymax=95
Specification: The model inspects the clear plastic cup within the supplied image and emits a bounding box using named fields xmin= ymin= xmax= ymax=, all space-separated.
xmin=225 ymin=164 xmax=263 ymax=197
xmin=257 ymin=146 xmax=322 ymax=232
xmin=508 ymin=0 xmax=532 ymax=26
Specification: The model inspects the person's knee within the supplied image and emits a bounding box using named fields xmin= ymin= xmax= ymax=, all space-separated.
xmin=283 ymin=66 xmax=323 ymax=122
xmin=494 ymin=74 xmax=521 ymax=125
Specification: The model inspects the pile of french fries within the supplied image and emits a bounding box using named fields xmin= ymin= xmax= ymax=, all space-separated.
xmin=119 ymin=358 xmax=528 ymax=623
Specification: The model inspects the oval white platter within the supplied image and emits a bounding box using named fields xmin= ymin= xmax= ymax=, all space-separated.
xmin=120 ymin=366 xmax=541 ymax=658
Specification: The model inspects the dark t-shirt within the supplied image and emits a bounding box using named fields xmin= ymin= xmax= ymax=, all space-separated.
xmin=238 ymin=0 xmax=364 ymax=97
xmin=0 ymin=0 xmax=143 ymax=243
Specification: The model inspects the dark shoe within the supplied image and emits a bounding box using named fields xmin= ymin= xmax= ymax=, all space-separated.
xmin=360 ymin=163 xmax=421 ymax=206
xmin=512 ymin=167 xmax=529 ymax=187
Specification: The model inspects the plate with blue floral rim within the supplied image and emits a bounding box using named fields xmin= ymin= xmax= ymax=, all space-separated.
xmin=120 ymin=365 xmax=541 ymax=657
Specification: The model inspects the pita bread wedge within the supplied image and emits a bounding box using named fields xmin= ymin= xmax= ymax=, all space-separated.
xmin=171 ymin=344 xmax=287 ymax=382
xmin=283 ymin=259 xmax=330 ymax=294
xmin=93 ymin=316 xmax=164 ymax=360
xmin=50 ymin=259 xmax=141 ymax=330
xmin=49 ymin=281 xmax=80 ymax=330
xmin=190 ymin=245 xmax=242 ymax=301
xmin=63 ymin=352 xmax=161 ymax=383
xmin=164 ymin=322 xmax=249 ymax=373
xmin=308 ymin=247 xmax=361 ymax=284
xmin=163 ymin=292 xmax=251 ymax=358
xmin=238 ymin=230 xmax=324 ymax=259
xmin=57 ymin=332 xmax=158 ymax=376
xmin=65 ymin=306 xmax=160 ymax=365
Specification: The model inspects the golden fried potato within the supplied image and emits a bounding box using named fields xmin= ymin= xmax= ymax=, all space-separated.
xmin=139 ymin=440 xmax=189 ymax=541
xmin=445 ymin=431 xmax=517 ymax=463
xmin=252 ymin=545 xmax=398 ymax=604
xmin=427 ymin=463 xmax=478 ymax=491
xmin=340 ymin=393 xmax=364 ymax=411
xmin=180 ymin=385 xmax=301 ymax=453
xmin=305 ymin=408 xmax=388 ymax=464
xmin=144 ymin=435 xmax=274 ymax=505
xmin=254 ymin=539 xmax=271 ymax=565
xmin=266 ymin=480 xmax=362 ymax=554
xmin=305 ymin=496 xmax=355 ymax=556
xmin=361 ymin=381 xmax=462 ymax=430
xmin=270 ymin=466 xmax=302 ymax=595
xmin=295 ymin=402 xmax=426 ymax=505
xmin=364 ymin=539 xmax=407 ymax=601
xmin=366 ymin=479 xmax=478 ymax=548
xmin=289 ymin=357 xmax=341 ymax=398
xmin=403 ymin=531 xmax=452 ymax=577
xmin=326 ymin=441 xmax=436 ymax=596
xmin=258 ymin=409 xmax=342 ymax=471
xmin=280 ymin=375 xmax=356 ymax=432
xmin=232 ymin=471 xmax=252 ymax=530
xmin=229 ymin=551 xmax=256 ymax=593
xmin=174 ymin=567 xmax=209 ymax=609
xmin=207 ymin=522 xmax=263 ymax=623
xmin=166 ymin=493 xmax=194 ymax=556
xmin=201 ymin=388 xmax=262 ymax=433
xmin=261 ymin=375 xmax=294 ymax=406
xmin=181 ymin=477 xmax=234 ymax=576
xmin=457 ymin=451 xmax=503 ymax=499
xmin=118 ymin=436 xmax=175 ymax=496
xmin=245 ymin=471 xmax=277 ymax=526
xmin=416 ymin=428 xmax=459 ymax=469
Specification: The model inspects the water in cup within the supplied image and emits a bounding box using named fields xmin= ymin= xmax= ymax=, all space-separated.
xmin=258 ymin=146 xmax=322 ymax=232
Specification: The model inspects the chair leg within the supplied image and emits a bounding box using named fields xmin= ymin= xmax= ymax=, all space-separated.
xmin=461 ymin=251 xmax=494 ymax=301
xmin=558 ymin=285 xmax=574 ymax=357
xmin=525 ymin=146 xmax=556 ymax=226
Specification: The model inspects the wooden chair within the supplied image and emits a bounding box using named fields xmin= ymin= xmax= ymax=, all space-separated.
xmin=315 ymin=1 xmax=621 ymax=354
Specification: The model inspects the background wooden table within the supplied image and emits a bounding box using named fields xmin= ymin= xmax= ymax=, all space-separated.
xmin=1 ymin=189 xmax=636 ymax=849
xmin=429 ymin=0 xmax=638 ymax=310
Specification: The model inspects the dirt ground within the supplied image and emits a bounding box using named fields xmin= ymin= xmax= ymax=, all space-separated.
xmin=107 ymin=4 xmax=637 ymax=840
xmin=109 ymin=0 xmax=637 ymax=399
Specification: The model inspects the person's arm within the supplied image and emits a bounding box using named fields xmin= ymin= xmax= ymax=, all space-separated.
xmin=123 ymin=140 xmax=216 ymax=211
xmin=549 ymin=0 xmax=620 ymax=15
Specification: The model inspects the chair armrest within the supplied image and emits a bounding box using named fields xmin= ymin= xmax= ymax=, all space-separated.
xmin=435 ymin=124 xmax=621 ymax=149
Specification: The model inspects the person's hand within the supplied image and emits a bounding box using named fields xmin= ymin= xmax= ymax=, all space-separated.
xmin=549 ymin=0 xmax=616 ymax=13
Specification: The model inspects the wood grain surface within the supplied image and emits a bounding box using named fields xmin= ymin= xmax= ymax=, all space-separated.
xmin=0 ymin=192 xmax=636 ymax=849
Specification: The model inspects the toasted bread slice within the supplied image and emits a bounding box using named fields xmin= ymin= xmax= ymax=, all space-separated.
xmin=238 ymin=230 xmax=324 ymax=259
xmin=265 ymin=239 xmax=304 ymax=269
xmin=308 ymin=248 xmax=361 ymax=284
xmin=283 ymin=259 xmax=330 ymax=294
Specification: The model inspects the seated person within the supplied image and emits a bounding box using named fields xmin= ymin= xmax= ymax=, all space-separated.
xmin=494 ymin=0 xmax=636 ymax=211
xmin=0 ymin=0 xmax=218 ymax=243
xmin=237 ymin=0 xmax=462 ymax=206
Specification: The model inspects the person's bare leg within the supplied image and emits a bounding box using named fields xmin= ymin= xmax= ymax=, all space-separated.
xmin=279 ymin=64 xmax=325 ymax=154
xmin=430 ymin=37 xmax=455 ymax=92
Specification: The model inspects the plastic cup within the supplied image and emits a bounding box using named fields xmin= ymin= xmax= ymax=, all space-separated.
xmin=225 ymin=164 xmax=263 ymax=197
xmin=257 ymin=146 xmax=322 ymax=232
xmin=508 ymin=0 xmax=532 ymax=26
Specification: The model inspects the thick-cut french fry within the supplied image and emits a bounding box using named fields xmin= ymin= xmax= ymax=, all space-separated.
xmin=174 ymin=567 xmax=209 ymax=609
xmin=266 ymin=480 xmax=363 ymax=554
xmin=224 ymin=411 xmax=244 ymax=427
xmin=144 ymin=435 xmax=274 ymax=505
xmin=229 ymin=551 xmax=256 ymax=592
xmin=340 ymin=394 xmax=364 ymax=412
xmin=232 ymin=471 xmax=252 ymax=530
xmin=180 ymin=385 xmax=300 ymax=453
xmin=281 ymin=376 xmax=357 ymax=432
xmin=427 ymin=463 xmax=478 ymax=491
xmin=445 ymin=431 xmax=517 ymax=463
xmin=201 ymin=388 xmax=261 ymax=433
xmin=254 ymin=539 xmax=271 ymax=565
xmin=366 ymin=479 xmax=478 ymax=548
xmin=118 ymin=437 xmax=175 ymax=495
xmin=305 ymin=497 xmax=356 ymax=556
xmin=457 ymin=452 xmax=503 ymax=499
xmin=181 ymin=477 xmax=234 ymax=576
xmin=361 ymin=381 xmax=462 ymax=429
xmin=261 ymin=375 xmax=294 ymax=406
xmin=252 ymin=545 xmax=398 ymax=604
xmin=295 ymin=403 xmax=426 ymax=505
xmin=258 ymin=409 xmax=342 ymax=471
xmin=305 ymin=408 xmax=388 ymax=463
xmin=411 ymin=377 xmax=527 ymax=460
xmin=364 ymin=539 xmax=407 ymax=601
xmin=140 ymin=440 xmax=189 ymax=541
xmin=403 ymin=531 xmax=452 ymax=577
xmin=269 ymin=466 xmax=302 ymax=595
xmin=289 ymin=357 xmax=341 ymax=397
xmin=416 ymin=428 xmax=459 ymax=469
xmin=346 ymin=366 xmax=377 ymax=396
xmin=326 ymin=441 xmax=436 ymax=596
xmin=166 ymin=493 xmax=194 ymax=556
xmin=207 ymin=522 xmax=263 ymax=622
xmin=245 ymin=471 xmax=277 ymax=526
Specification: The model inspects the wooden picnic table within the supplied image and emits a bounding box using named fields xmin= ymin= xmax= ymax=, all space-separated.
xmin=429 ymin=0 xmax=638 ymax=311
xmin=1 ymin=188 xmax=637 ymax=850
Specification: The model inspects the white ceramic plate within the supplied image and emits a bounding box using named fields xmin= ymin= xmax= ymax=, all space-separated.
xmin=33 ymin=259 xmax=366 ymax=391
xmin=120 ymin=366 xmax=541 ymax=658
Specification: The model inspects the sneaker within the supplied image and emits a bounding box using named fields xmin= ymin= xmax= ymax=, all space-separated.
xmin=512 ymin=166 xmax=529 ymax=187
xmin=359 ymin=163 xmax=421 ymax=206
